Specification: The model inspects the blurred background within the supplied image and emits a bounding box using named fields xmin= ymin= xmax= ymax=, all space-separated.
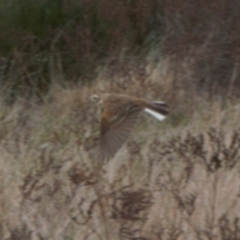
xmin=1 ymin=0 xmax=240 ymax=103
xmin=1 ymin=1 xmax=240 ymax=239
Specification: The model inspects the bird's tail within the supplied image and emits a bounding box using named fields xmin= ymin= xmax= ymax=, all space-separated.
xmin=144 ymin=101 xmax=169 ymax=121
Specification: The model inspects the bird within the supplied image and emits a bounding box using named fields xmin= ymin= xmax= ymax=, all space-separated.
xmin=91 ymin=93 xmax=169 ymax=161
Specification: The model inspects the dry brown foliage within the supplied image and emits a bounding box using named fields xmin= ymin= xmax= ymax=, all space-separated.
xmin=1 ymin=64 xmax=240 ymax=240
xmin=1 ymin=1 xmax=240 ymax=239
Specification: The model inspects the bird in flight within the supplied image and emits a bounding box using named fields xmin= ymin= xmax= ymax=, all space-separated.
xmin=91 ymin=93 xmax=169 ymax=161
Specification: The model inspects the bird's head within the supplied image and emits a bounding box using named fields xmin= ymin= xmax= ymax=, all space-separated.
xmin=90 ymin=94 xmax=103 ymax=106
xmin=90 ymin=94 xmax=100 ymax=102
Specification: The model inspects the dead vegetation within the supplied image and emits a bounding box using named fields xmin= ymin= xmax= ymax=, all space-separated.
xmin=1 ymin=1 xmax=240 ymax=239
xmin=0 ymin=70 xmax=240 ymax=240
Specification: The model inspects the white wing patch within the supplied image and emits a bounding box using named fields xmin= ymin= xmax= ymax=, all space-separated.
xmin=144 ymin=108 xmax=166 ymax=121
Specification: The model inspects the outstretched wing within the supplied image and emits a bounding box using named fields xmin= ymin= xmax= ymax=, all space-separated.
xmin=98 ymin=106 xmax=140 ymax=161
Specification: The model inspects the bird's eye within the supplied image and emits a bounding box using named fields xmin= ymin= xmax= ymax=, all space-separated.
xmin=91 ymin=95 xmax=100 ymax=101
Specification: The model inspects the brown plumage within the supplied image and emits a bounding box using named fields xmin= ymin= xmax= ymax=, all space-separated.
xmin=91 ymin=93 xmax=169 ymax=161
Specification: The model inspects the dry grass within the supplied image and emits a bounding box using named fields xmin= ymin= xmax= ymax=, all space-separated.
xmin=1 ymin=0 xmax=240 ymax=98
xmin=1 ymin=1 xmax=240 ymax=239
xmin=1 ymin=62 xmax=240 ymax=240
